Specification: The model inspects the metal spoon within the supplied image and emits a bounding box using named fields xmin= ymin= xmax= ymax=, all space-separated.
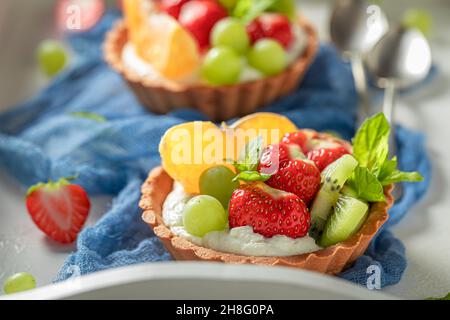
xmin=366 ymin=25 xmax=432 ymax=197
xmin=330 ymin=0 xmax=389 ymax=124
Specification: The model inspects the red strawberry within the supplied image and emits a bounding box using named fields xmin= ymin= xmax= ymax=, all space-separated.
xmin=179 ymin=0 xmax=228 ymax=50
xmin=307 ymin=146 xmax=350 ymax=171
xmin=160 ymin=0 xmax=191 ymax=19
xmin=246 ymin=19 xmax=265 ymax=44
xmin=258 ymin=143 xmax=320 ymax=204
xmin=257 ymin=13 xmax=294 ymax=48
xmin=229 ymin=183 xmax=310 ymax=239
xmin=25 ymin=178 xmax=90 ymax=244
xmin=281 ymin=131 xmax=308 ymax=153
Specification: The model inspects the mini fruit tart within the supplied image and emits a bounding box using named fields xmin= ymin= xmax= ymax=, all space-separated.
xmin=104 ymin=0 xmax=318 ymax=121
xmin=140 ymin=113 xmax=423 ymax=274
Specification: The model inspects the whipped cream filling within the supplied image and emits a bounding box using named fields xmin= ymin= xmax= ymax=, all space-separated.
xmin=162 ymin=183 xmax=322 ymax=257
xmin=122 ymin=23 xmax=308 ymax=85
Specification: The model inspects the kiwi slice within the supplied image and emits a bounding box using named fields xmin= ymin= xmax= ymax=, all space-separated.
xmin=320 ymin=195 xmax=369 ymax=247
xmin=310 ymin=154 xmax=358 ymax=234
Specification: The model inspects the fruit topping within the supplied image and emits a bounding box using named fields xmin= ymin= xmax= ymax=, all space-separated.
xmin=281 ymin=131 xmax=308 ymax=153
xmin=25 ymin=178 xmax=90 ymax=244
xmin=202 ymin=46 xmax=243 ymax=85
xmin=309 ymin=154 xmax=358 ymax=235
xmin=246 ymin=18 xmax=265 ymax=44
xmin=159 ymin=113 xmax=297 ymax=194
xmin=307 ymin=146 xmax=350 ymax=171
xmin=229 ymin=182 xmax=310 ymax=239
xmin=183 ymin=195 xmax=228 ymax=237
xmin=199 ymin=165 xmax=239 ymax=208
xmin=133 ymin=13 xmax=201 ymax=79
xmin=179 ymin=0 xmax=228 ymax=50
xmin=262 ymin=150 xmax=321 ymax=205
xmin=247 ymin=38 xmax=287 ymax=76
xmin=256 ymin=13 xmax=294 ymax=48
xmin=319 ymin=195 xmax=369 ymax=247
xmin=268 ymin=0 xmax=296 ymax=21
xmin=160 ymin=0 xmax=191 ymax=19
xmin=211 ymin=17 xmax=250 ymax=54
xmin=3 ymin=272 xmax=36 ymax=295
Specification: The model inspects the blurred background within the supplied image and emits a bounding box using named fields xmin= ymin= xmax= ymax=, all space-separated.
xmin=0 ymin=0 xmax=449 ymax=113
xmin=1 ymin=0 xmax=450 ymax=299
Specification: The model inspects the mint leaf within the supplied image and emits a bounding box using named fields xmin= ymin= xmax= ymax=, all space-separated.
xmin=352 ymin=113 xmax=390 ymax=176
xmin=233 ymin=0 xmax=279 ymax=23
xmin=70 ymin=111 xmax=106 ymax=123
xmin=380 ymin=170 xmax=423 ymax=186
xmin=425 ymin=292 xmax=450 ymax=300
xmin=349 ymin=166 xmax=385 ymax=202
xmin=237 ymin=136 xmax=264 ymax=172
xmin=378 ymin=156 xmax=398 ymax=181
xmin=233 ymin=171 xmax=271 ymax=182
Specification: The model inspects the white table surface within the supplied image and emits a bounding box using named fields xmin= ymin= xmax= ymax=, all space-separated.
xmin=1 ymin=0 xmax=450 ymax=299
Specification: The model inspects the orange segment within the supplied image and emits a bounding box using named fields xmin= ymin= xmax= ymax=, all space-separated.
xmin=123 ymin=0 xmax=200 ymax=80
xmin=159 ymin=122 xmax=232 ymax=194
xmin=230 ymin=112 xmax=298 ymax=146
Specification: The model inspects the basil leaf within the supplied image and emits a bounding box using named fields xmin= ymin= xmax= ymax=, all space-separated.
xmin=380 ymin=170 xmax=423 ymax=186
xmin=233 ymin=171 xmax=271 ymax=182
xmin=352 ymin=113 xmax=390 ymax=176
xmin=237 ymin=136 xmax=264 ymax=171
xmin=234 ymin=0 xmax=279 ymax=23
xmin=350 ymin=166 xmax=385 ymax=202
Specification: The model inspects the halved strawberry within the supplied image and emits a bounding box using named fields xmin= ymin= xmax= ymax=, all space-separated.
xmin=251 ymin=13 xmax=294 ymax=48
xmin=281 ymin=131 xmax=308 ymax=153
xmin=307 ymin=146 xmax=350 ymax=171
xmin=229 ymin=182 xmax=310 ymax=239
xmin=160 ymin=0 xmax=191 ymax=19
xmin=259 ymin=143 xmax=321 ymax=205
xmin=25 ymin=178 xmax=90 ymax=244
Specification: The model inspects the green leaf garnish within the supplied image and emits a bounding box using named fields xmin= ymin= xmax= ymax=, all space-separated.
xmin=352 ymin=113 xmax=390 ymax=175
xmin=379 ymin=170 xmax=424 ymax=186
xmin=347 ymin=113 xmax=424 ymax=201
xmin=70 ymin=111 xmax=107 ymax=123
xmin=348 ymin=167 xmax=385 ymax=202
xmin=237 ymin=136 xmax=264 ymax=172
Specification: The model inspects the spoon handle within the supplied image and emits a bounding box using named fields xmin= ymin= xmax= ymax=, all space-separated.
xmin=350 ymin=54 xmax=371 ymax=125
xmin=383 ymin=79 xmax=403 ymax=199
xmin=383 ymin=79 xmax=397 ymax=158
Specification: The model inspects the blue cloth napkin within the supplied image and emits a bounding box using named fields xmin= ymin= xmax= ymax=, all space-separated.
xmin=0 ymin=11 xmax=431 ymax=288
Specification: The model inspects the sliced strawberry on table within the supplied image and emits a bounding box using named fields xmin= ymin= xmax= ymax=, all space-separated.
xmin=179 ymin=0 xmax=228 ymax=50
xmin=259 ymin=143 xmax=320 ymax=205
xmin=307 ymin=146 xmax=350 ymax=171
xmin=25 ymin=178 xmax=90 ymax=244
xmin=229 ymin=182 xmax=310 ymax=239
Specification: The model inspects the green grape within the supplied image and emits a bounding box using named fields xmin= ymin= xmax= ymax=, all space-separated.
xmin=202 ymin=47 xmax=243 ymax=85
xmin=269 ymin=0 xmax=296 ymax=21
xmin=211 ymin=18 xmax=250 ymax=54
xmin=199 ymin=165 xmax=239 ymax=208
xmin=218 ymin=0 xmax=237 ymax=11
xmin=247 ymin=39 xmax=287 ymax=76
xmin=3 ymin=272 xmax=36 ymax=294
xmin=183 ymin=195 xmax=228 ymax=237
xmin=403 ymin=9 xmax=432 ymax=37
xmin=37 ymin=40 xmax=68 ymax=77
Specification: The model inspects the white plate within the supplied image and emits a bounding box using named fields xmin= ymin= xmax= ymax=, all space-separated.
xmin=1 ymin=262 xmax=397 ymax=300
